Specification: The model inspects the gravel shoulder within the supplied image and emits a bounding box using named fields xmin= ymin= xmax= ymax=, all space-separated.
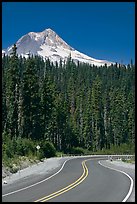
xmin=2 ymin=156 xmax=70 ymax=186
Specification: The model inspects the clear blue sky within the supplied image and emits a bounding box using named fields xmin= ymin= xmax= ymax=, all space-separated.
xmin=2 ymin=2 xmax=135 ymax=65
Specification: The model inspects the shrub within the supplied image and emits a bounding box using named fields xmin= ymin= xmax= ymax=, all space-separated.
xmin=70 ymin=147 xmax=85 ymax=155
xmin=16 ymin=138 xmax=36 ymax=156
xmin=40 ymin=141 xmax=56 ymax=158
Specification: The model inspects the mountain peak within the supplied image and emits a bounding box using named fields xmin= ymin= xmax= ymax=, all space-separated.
xmin=26 ymin=28 xmax=73 ymax=50
xmin=45 ymin=28 xmax=55 ymax=33
xmin=3 ymin=28 xmax=114 ymax=66
xmin=40 ymin=28 xmax=56 ymax=36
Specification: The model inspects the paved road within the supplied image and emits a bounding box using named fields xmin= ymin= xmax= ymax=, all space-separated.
xmin=2 ymin=156 xmax=133 ymax=202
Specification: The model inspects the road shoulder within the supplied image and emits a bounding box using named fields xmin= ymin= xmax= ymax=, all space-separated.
xmin=2 ymin=157 xmax=70 ymax=187
xmin=99 ymin=159 xmax=135 ymax=202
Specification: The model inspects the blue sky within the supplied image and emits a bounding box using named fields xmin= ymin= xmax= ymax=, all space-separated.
xmin=2 ymin=2 xmax=135 ymax=65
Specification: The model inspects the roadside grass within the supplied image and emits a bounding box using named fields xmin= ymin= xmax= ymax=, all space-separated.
xmin=121 ymin=157 xmax=135 ymax=164
xmin=2 ymin=154 xmax=39 ymax=174
xmin=2 ymin=142 xmax=135 ymax=177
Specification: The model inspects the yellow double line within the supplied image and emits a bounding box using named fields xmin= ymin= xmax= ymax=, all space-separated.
xmin=34 ymin=159 xmax=90 ymax=202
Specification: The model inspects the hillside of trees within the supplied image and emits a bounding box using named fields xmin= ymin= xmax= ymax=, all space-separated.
xmin=2 ymin=45 xmax=135 ymax=167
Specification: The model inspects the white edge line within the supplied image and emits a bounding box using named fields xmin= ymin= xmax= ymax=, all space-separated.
xmin=98 ymin=160 xmax=134 ymax=202
xmin=2 ymin=155 xmax=98 ymax=197
xmin=3 ymin=155 xmax=134 ymax=198
xmin=2 ymin=157 xmax=73 ymax=197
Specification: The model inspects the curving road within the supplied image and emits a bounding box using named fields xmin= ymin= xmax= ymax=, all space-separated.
xmin=2 ymin=156 xmax=133 ymax=202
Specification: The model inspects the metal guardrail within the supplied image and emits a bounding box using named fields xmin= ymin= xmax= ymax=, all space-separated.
xmin=107 ymin=154 xmax=135 ymax=161
xmin=60 ymin=154 xmax=135 ymax=161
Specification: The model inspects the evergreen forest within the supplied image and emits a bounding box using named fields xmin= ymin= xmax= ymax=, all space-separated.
xmin=2 ymin=45 xmax=135 ymax=166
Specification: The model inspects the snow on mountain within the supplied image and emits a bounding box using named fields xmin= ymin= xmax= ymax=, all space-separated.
xmin=2 ymin=50 xmax=5 ymax=55
xmin=3 ymin=28 xmax=114 ymax=66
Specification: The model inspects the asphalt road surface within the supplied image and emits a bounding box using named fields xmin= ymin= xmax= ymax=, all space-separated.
xmin=2 ymin=156 xmax=133 ymax=202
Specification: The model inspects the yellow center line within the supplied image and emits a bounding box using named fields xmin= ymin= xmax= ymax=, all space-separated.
xmin=34 ymin=159 xmax=90 ymax=202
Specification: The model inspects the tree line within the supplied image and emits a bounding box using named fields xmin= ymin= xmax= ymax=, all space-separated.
xmin=2 ymin=44 xmax=135 ymax=161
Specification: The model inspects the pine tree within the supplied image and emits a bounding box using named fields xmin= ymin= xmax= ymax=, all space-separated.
xmin=41 ymin=74 xmax=55 ymax=140
xmin=91 ymin=76 xmax=105 ymax=151
xmin=5 ymin=44 xmax=19 ymax=139
xmin=22 ymin=57 xmax=41 ymax=140
xmin=83 ymin=91 xmax=93 ymax=149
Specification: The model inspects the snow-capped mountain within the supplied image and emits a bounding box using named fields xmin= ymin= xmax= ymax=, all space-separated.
xmin=3 ymin=28 xmax=114 ymax=66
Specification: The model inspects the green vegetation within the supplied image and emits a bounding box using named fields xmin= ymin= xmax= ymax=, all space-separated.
xmin=121 ymin=157 xmax=135 ymax=164
xmin=2 ymin=45 xmax=135 ymax=171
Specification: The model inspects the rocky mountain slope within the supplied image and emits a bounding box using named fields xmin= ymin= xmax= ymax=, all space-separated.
xmin=3 ymin=28 xmax=114 ymax=66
